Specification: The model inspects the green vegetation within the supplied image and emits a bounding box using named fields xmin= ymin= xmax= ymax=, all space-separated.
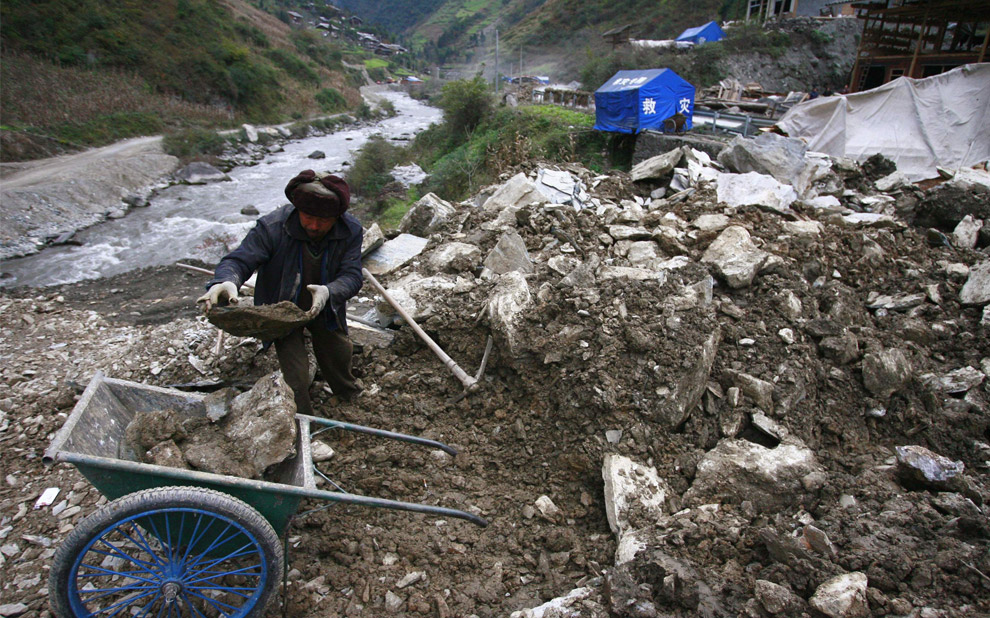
xmin=315 ymin=88 xmax=348 ymax=113
xmin=162 ymin=128 xmax=230 ymax=159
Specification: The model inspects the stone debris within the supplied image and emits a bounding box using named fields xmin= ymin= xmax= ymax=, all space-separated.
xmin=398 ymin=193 xmax=456 ymax=237
xmin=174 ymin=162 xmax=229 ymax=185
xmin=3 ymin=136 xmax=990 ymax=616
xmin=206 ymin=300 xmax=312 ymax=340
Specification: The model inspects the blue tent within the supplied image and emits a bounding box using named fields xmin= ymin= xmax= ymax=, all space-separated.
xmin=593 ymin=69 xmax=695 ymax=134
xmin=676 ymin=21 xmax=726 ymax=44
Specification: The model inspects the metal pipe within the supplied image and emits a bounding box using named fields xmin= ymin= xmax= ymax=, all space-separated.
xmin=362 ymin=268 xmax=478 ymax=391
xmin=299 ymin=413 xmax=459 ymax=456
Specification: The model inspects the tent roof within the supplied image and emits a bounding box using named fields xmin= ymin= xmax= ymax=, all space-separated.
xmin=595 ymin=68 xmax=693 ymax=93
xmin=676 ymin=21 xmax=723 ymax=41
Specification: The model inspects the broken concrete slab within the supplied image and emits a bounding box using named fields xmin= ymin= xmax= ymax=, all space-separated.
xmin=398 ymin=193 xmax=455 ymax=237
xmin=960 ymin=260 xmax=990 ymax=306
xmin=716 ymin=172 xmax=798 ymax=213
xmin=534 ymin=168 xmax=588 ymax=208
xmin=809 ymin=572 xmax=869 ymax=618
xmin=363 ymin=233 xmax=429 ymax=276
xmin=483 ymin=230 xmax=534 ymax=276
xmin=684 ymin=436 xmax=824 ymax=512
xmin=602 ymin=454 xmax=670 ymax=536
xmin=701 ymin=226 xmax=770 ymax=289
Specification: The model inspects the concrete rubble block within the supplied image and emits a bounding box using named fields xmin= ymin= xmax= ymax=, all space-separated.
xmin=875 ymin=171 xmax=910 ymax=192
xmin=482 ymin=172 xmax=546 ymax=213
xmin=184 ymin=372 xmax=297 ymax=479
xmin=861 ymin=348 xmax=913 ymax=399
xmin=658 ymin=329 xmax=720 ymax=428
xmin=782 ymin=220 xmax=824 ymax=237
xmin=701 ymin=225 xmax=770 ymax=289
xmin=809 ymin=572 xmax=870 ymax=618
xmin=616 ymin=199 xmax=646 ymax=224
xmin=630 ymin=147 xmax=684 ymax=182
xmin=483 ymin=230 xmax=534 ymax=276
xmin=921 ymin=366 xmax=985 ymax=394
xmin=716 ymin=172 xmax=798 ymax=213
xmin=534 ymin=168 xmax=588 ymax=208
xmin=754 ymin=579 xmax=805 ymax=615
xmin=428 ymin=241 xmax=482 ymax=274
xmin=717 ymin=132 xmax=817 ymax=195
xmin=361 ymin=222 xmax=385 ymax=258
xmin=534 ymin=495 xmax=561 ymax=521
xmin=559 ymin=254 xmax=599 ymax=289
xmin=487 ymin=271 xmax=533 ymax=357
xmin=624 ymin=240 xmax=660 ymax=268
xmin=398 ymin=192 xmax=456 ymax=237
xmin=363 ymin=233 xmax=429 ymax=276
xmin=895 ymin=445 xmax=965 ymax=491
xmin=597 ymin=266 xmax=667 ymax=284
xmin=175 ymin=162 xmax=229 ymax=185
xmin=952 ymin=215 xmax=983 ymax=249
xmin=602 ymin=454 xmax=670 ymax=536
xmin=866 ymin=292 xmax=926 ymax=312
xmin=692 ymin=213 xmax=731 ymax=232
xmin=960 ymin=260 xmax=990 ymax=306
xmin=684 ymin=436 xmax=824 ymax=512
xmin=608 ymin=225 xmax=652 ymax=241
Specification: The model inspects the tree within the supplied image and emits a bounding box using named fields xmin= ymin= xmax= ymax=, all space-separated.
xmin=437 ymin=76 xmax=493 ymax=139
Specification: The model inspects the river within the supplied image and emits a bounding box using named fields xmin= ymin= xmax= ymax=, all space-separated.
xmin=1 ymin=90 xmax=441 ymax=289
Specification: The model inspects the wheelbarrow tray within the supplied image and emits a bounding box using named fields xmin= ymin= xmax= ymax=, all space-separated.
xmin=45 ymin=373 xmax=488 ymax=536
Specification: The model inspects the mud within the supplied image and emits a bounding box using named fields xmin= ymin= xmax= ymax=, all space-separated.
xmin=207 ymin=300 xmax=314 ymax=340
xmin=0 ymin=155 xmax=988 ymax=618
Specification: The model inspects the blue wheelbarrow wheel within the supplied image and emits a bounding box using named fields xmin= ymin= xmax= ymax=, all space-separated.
xmin=49 ymin=486 xmax=282 ymax=618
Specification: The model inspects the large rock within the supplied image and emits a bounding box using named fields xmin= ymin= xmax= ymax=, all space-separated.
xmin=658 ymin=329 xmax=720 ymax=428
xmin=482 ymin=172 xmax=546 ymax=213
xmin=183 ymin=372 xmax=297 ymax=479
xmin=483 ymin=230 xmax=534 ymax=275
xmin=952 ymin=215 xmax=983 ymax=249
xmin=602 ymin=454 xmax=670 ymax=536
xmin=755 ymin=580 xmax=805 ymax=615
xmin=701 ymin=226 xmax=769 ymax=288
xmin=175 ymin=162 xmax=228 ymax=184
xmin=960 ymin=260 xmax=990 ymax=305
xmin=376 ymin=273 xmax=468 ymax=321
xmin=428 ymin=241 xmax=482 ymax=274
xmin=398 ymin=192 xmax=455 ymax=236
xmin=630 ymin=147 xmax=684 ymax=182
xmin=487 ymin=271 xmax=532 ymax=357
xmin=684 ymin=436 xmax=824 ymax=512
xmin=717 ymin=133 xmax=818 ymax=195
xmin=361 ymin=223 xmax=385 ymax=258
xmin=533 ymin=168 xmax=588 ymax=208
xmin=363 ymin=233 xmax=429 ymax=276
xmin=861 ymin=348 xmax=913 ymax=398
xmin=895 ymin=445 xmax=966 ymax=492
xmin=716 ymin=172 xmax=798 ymax=213
xmin=809 ymin=572 xmax=869 ymax=618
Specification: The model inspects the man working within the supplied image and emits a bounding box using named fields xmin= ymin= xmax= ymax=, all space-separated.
xmin=198 ymin=170 xmax=363 ymax=415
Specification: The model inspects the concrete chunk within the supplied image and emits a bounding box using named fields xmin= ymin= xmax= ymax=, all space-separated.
xmin=809 ymin=572 xmax=869 ymax=618
xmin=483 ymin=230 xmax=533 ymax=276
xmin=398 ymin=193 xmax=455 ymax=236
xmin=717 ymin=172 xmax=798 ymax=213
xmin=701 ymin=226 xmax=769 ymax=288
xmin=602 ymin=454 xmax=670 ymax=536
xmin=960 ymin=260 xmax=990 ymax=306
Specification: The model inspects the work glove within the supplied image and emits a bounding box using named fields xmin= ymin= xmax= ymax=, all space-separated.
xmin=306 ymin=284 xmax=329 ymax=318
xmin=197 ymin=282 xmax=239 ymax=313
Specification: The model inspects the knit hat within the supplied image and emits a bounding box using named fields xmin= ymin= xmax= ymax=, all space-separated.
xmin=284 ymin=170 xmax=350 ymax=218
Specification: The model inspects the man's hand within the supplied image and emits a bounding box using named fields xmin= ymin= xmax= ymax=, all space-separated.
xmin=306 ymin=284 xmax=329 ymax=317
xmin=197 ymin=282 xmax=239 ymax=313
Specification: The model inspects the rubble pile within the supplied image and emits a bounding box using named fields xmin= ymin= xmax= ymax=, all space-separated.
xmin=0 ymin=131 xmax=988 ymax=617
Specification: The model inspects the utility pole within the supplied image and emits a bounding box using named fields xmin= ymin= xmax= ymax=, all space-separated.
xmin=495 ymin=29 xmax=500 ymax=94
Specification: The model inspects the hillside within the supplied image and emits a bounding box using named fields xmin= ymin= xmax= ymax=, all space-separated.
xmin=0 ymin=0 xmax=364 ymax=160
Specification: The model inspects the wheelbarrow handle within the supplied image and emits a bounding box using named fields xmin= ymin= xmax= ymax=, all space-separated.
xmin=300 ymin=414 xmax=459 ymax=456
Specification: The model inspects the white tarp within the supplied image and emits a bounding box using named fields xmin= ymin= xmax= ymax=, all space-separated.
xmin=777 ymin=63 xmax=990 ymax=182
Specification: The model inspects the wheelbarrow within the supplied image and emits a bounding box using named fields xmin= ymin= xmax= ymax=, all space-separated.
xmin=43 ymin=372 xmax=487 ymax=617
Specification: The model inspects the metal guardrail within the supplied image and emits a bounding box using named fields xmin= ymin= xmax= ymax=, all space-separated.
xmin=688 ymin=109 xmax=776 ymax=138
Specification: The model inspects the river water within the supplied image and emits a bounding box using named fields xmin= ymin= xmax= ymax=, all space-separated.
xmin=2 ymin=90 xmax=441 ymax=289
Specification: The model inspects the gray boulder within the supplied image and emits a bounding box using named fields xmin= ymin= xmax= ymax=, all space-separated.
xmin=429 ymin=242 xmax=482 ymax=274
xmin=483 ymin=230 xmax=533 ymax=276
xmin=717 ymin=133 xmax=817 ymax=195
xmin=809 ymin=572 xmax=869 ymax=618
xmin=701 ymin=226 xmax=769 ymax=289
xmin=398 ymin=193 xmax=455 ymax=236
xmin=960 ymin=260 xmax=990 ymax=305
xmin=487 ymin=271 xmax=532 ymax=357
xmin=716 ymin=171 xmax=798 ymax=213
xmin=861 ymin=348 xmax=913 ymax=398
xmin=175 ymin=162 xmax=229 ymax=185
xmin=630 ymin=147 xmax=684 ymax=182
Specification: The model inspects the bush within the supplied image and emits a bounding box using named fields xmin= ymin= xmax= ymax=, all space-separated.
xmin=347 ymin=135 xmax=407 ymax=198
xmin=162 ymin=127 xmax=228 ymax=158
xmin=315 ymin=87 xmax=348 ymax=113
xmin=437 ymin=77 xmax=493 ymax=140
xmin=266 ymin=48 xmax=318 ymax=85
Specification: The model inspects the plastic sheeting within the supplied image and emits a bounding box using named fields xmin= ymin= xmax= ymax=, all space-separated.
xmin=777 ymin=63 xmax=990 ymax=181
xmin=594 ymin=69 xmax=695 ymax=134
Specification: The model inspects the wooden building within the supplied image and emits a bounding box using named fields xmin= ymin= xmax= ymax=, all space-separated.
xmin=848 ymin=0 xmax=990 ymax=91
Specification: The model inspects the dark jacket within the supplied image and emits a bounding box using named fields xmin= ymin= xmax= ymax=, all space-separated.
xmin=208 ymin=204 xmax=363 ymax=336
